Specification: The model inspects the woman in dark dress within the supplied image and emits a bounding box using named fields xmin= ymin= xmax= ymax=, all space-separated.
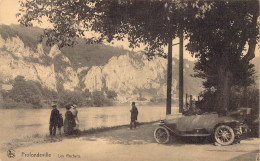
xmin=64 ymin=104 xmax=76 ymax=135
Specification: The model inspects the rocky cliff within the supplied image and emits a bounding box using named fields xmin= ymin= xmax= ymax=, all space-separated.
xmin=0 ymin=25 xmax=203 ymax=103
xmin=0 ymin=35 xmax=79 ymax=92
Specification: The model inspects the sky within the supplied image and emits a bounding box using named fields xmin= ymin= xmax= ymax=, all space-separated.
xmin=0 ymin=0 xmax=20 ymax=25
xmin=0 ymin=0 xmax=258 ymax=62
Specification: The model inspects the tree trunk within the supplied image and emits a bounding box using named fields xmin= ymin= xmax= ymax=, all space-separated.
xmin=243 ymin=85 xmax=248 ymax=107
xmin=215 ymin=66 xmax=233 ymax=115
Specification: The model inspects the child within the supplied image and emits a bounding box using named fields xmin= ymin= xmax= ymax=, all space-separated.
xmin=57 ymin=113 xmax=63 ymax=136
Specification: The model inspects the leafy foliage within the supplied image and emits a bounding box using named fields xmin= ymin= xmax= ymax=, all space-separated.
xmin=187 ymin=1 xmax=258 ymax=86
xmin=57 ymin=90 xmax=84 ymax=108
xmin=6 ymin=76 xmax=42 ymax=108
xmin=3 ymin=76 xmax=57 ymax=108
xmin=57 ymin=89 xmax=116 ymax=108
xmin=17 ymin=0 xmax=186 ymax=57
xmin=17 ymin=0 xmax=259 ymax=112
xmin=0 ymin=24 xmax=129 ymax=69
xmin=197 ymin=86 xmax=259 ymax=113
xmin=0 ymin=24 xmax=45 ymax=51
xmin=105 ymin=90 xmax=117 ymax=100
xmin=91 ymin=90 xmax=112 ymax=107
xmin=185 ymin=1 xmax=259 ymax=112
xmin=1 ymin=99 xmax=33 ymax=109
xmin=82 ymin=89 xmax=92 ymax=98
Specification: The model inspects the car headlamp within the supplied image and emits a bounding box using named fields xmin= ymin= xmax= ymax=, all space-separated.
xmin=160 ymin=120 xmax=165 ymax=123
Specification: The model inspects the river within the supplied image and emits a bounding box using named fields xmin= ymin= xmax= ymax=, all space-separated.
xmin=0 ymin=105 xmax=179 ymax=145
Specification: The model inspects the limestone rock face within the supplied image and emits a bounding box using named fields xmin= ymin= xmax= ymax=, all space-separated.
xmin=83 ymin=53 xmax=179 ymax=102
xmin=49 ymin=45 xmax=61 ymax=59
xmin=54 ymin=54 xmax=79 ymax=91
xmin=83 ymin=66 xmax=104 ymax=92
xmin=0 ymin=35 xmax=79 ymax=91
xmin=0 ymin=31 xmax=203 ymax=103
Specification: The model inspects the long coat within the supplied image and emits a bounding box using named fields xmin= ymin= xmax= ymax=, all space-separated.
xmin=130 ymin=106 xmax=138 ymax=121
xmin=50 ymin=108 xmax=60 ymax=125
xmin=64 ymin=111 xmax=75 ymax=134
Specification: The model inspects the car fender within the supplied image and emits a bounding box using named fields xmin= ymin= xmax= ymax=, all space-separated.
xmin=212 ymin=120 xmax=240 ymax=134
xmin=158 ymin=123 xmax=179 ymax=135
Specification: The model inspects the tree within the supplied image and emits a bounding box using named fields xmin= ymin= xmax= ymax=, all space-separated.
xmin=17 ymin=0 xmax=185 ymax=114
xmin=7 ymin=76 xmax=42 ymax=108
xmin=82 ymin=89 xmax=92 ymax=98
xmin=91 ymin=90 xmax=111 ymax=107
xmin=185 ymin=0 xmax=259 ymax=114
xmin=57 ymin=90 xmax=84 ymax=107
xmin=105 ymin=90 xmax=117 ymax=100
xmin=18 ymin=0 xmax=259 ymax=114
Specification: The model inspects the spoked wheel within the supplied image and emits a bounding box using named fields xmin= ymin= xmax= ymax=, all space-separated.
xmin=154 ymin=127 xmax=170 ymax=144
xmin=214 ymin=125 xmax=235 ymax=146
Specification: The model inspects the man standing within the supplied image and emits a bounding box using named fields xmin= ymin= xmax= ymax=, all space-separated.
xmin=130 ymin=102 xmax=138 ymax=129
xmin=49 ymin=103 xmax=60 ymax=136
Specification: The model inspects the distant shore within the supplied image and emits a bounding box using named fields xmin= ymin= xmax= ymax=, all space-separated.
xmin=0 ymin=102 xmax=172 ymax=110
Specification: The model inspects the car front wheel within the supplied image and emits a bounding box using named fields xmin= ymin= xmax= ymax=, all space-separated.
xmin=154 ymin=127 xmax=170 ymax=144
xmin=214 ymin=125 xmax=235 ymax=146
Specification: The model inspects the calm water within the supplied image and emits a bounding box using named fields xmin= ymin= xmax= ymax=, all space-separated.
xmin=0 ymin=105 xmax=179 ymax=145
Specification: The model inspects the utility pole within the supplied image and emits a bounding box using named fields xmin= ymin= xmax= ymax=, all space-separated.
xmin=166 ymin=37 xmax=172 ymax=115
xmin=179 ymin=23 xmax=184 ymax=113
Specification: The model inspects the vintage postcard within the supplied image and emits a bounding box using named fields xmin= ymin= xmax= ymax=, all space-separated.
xmin=0 ymin=0 xmax=259 ymax=161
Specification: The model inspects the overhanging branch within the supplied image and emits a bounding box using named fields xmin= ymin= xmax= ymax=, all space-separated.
xmin=242 ymin=1 xmax=259 ymax=63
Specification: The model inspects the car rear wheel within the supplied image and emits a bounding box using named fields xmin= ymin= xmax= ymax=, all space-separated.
xmin=154 ymin=127 xmax=170 ymax=144
xmin=214 ymin=125 xmax=235 ymax=146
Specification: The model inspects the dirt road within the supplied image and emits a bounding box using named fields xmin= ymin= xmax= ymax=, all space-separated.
xmin=0 ymin=123 xmax=259 ymax=161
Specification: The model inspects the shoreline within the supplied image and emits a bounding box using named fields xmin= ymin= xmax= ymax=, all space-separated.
xmin=0 ymin=103 xmax=171 ymax=110
xmin=1 ymin=122 xmax=258 ymax=161
xmin=0 ymin=121 xmax=159 ymax=152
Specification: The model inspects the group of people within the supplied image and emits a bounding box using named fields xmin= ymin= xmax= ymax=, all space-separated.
xmin=49 ymin=101 xmax=139 ymax=136
xmin=49 ymin=103 xmax=79 ymax=136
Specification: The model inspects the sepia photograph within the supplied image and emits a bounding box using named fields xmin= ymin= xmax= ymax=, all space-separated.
xmin=0 ymin=0 xmax=259 ymax=161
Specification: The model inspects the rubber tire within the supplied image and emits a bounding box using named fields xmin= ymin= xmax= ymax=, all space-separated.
xmin=154 ymin=127 xmax=170 ymax=144
xmin=214 ymin=125 xmax=235 ymax=146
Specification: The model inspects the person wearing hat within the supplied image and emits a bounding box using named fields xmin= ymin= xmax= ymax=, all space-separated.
xmin=49 ymin=103 xmax=60 ymax=136
xmin=64 ymin=104 xmax=75 ymax=135
xmin=130 ymin=102 xmax=138 ymax=129
xmin=72 ymin=104 xmax=79 ymax=131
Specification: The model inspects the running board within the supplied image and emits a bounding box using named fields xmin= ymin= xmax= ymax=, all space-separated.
xmin=179 ymin=134 xmax=211 ymax=137
xmin=162 ymin=126 xmax=211 ymax=137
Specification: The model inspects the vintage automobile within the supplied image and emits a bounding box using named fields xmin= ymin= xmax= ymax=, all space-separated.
xmin=154 ymin=112 xmax=250 ymax=146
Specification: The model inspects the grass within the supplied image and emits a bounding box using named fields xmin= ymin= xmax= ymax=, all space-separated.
xmin=82 ymin=121 xmax=158 ymax=134
xmin=1 ymin=133 xmax=51 ymax=151
xmin=0 ymin=121 xmax=159 ymax=151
